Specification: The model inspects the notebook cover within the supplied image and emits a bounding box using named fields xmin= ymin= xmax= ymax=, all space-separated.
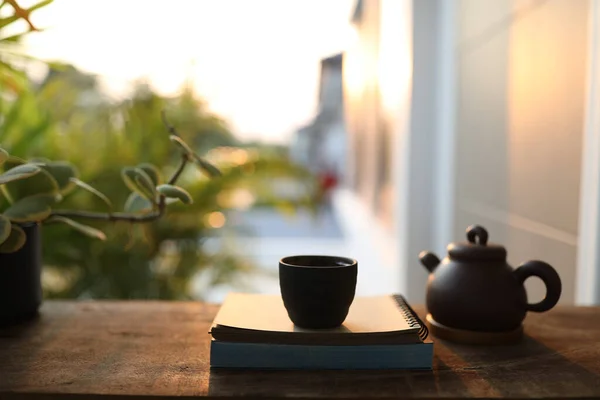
xmin=210 ymin=293 xmax=428 ymax=345
xmin=210 ymin=339 xmax=434 ymax=370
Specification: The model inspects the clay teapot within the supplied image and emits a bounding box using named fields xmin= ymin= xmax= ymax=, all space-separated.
xmin=419 ymin=225 xmax=561 ymax=338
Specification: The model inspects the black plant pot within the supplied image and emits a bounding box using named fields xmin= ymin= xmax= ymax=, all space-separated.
xmin=0 ymin=223 xmax=42 ymax=326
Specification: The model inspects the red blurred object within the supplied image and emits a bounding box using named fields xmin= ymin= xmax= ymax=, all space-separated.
xmin=320 ymin=170 xmax=338 ymax=193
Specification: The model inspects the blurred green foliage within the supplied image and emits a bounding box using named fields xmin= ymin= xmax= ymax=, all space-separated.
xmin=1 ymin=0 xmax=320 ymax=300
xmin=1 ymin=0 xmax=55 ymax=94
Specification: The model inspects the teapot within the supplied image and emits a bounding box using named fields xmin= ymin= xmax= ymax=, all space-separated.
xmin=419 ymin=225 xmax=561 ymax=342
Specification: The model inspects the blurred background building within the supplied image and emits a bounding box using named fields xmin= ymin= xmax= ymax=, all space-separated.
xmin=291 ymin=53 xmax=347 ymax=180
xmin=3 ymin=0 xmax=600 ymax=305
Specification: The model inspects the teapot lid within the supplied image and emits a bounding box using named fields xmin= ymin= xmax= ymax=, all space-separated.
xmin=447 ymin=225 xmax=507 ymax=261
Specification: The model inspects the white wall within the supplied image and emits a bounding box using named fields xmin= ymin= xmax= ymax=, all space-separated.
xmin=343 ymin=0 xmax=414 ymax=298
xmin=375 ymin=0 xmax=457 ymax=303
xmin=343 ymin=0 xmax=589 ymax=305
xmin=342 ymin=0 xmax=456 ymax=302
xmin=393 ymin=0 xmax=589 ymax=304
xmin=453 ymin=0 xmax=588 ymax=304
xmin=577 ymin=0 xmax=600 ymax=305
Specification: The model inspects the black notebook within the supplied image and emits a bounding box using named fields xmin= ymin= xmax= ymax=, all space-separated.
xmin=210 ymin=293 xmax=428 ymax=345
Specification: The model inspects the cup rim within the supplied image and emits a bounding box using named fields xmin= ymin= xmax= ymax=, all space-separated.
xmin=279 ymin=255 xmax=357 ymax=269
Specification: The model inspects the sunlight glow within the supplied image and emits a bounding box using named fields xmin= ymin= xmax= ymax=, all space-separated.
xmin=217 ymin=189 xmax=256 ymax=210
xmin=378 ymin=0 xmax=413 ymax=114
xmin=20 ymin=0 xmax=355 ymax=143
xmin=342 ymin=25 xmax=364 ymax=98
xmin=206 ymin=211 xmax=226 ymax=229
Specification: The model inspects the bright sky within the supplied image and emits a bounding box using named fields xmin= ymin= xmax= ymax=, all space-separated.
xmin=21 ymin=0 xmax=355 ymax=143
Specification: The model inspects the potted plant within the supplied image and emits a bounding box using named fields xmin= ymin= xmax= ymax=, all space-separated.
xmin=0 ymin=114 xmax=220 ymax=325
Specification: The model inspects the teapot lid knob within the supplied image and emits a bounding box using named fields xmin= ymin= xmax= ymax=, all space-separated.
xmin=466 ymin=225 xmax=488 ymax=246
xmin=448 ymin=225 xmax=506 ymax=261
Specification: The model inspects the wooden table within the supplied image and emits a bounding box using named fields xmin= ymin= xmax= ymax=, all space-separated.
xmin=1 ymin=302 xmax=600 ymax=399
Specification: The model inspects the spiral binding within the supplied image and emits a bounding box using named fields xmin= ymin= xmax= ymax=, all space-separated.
xmin=393 ymin=294 xmax=429 ymax=341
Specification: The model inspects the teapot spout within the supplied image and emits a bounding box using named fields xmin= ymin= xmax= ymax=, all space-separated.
xmin=419 ymin=251 xmax=441 ymax=273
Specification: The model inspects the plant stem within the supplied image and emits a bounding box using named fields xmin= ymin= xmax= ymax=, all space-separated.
xmin=5 ymin=0 xmax=38 ymax=31
xmin=161 ymin=109 xmax=179 ymax=137
xmin=50 ymin=157 xmax=190 ymax=223
xmin=168 ymin=154 xmax=188 ymax=185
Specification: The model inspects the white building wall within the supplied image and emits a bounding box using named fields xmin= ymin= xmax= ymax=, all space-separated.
xmin=453 ymin=0 xmax=588 ymax=304
xmin=342 ymin=0 xmax=589 ymax=304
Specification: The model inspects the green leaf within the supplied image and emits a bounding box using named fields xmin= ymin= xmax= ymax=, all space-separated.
xmin=137 ymin=163 xmax=162 ymax=186
xmin=0 ymin=61 xmax=28 ymax=94
xmin=1 ymin=31 xmax=26 ymax=43
xmin=45 ymin=216 xmax=106 ymax=241
xmin=121 ymin=167 xmax=138 ymax=192
xmin=3 ymin=195 xmax=53 ymax=222
xmin=194 ymin=156 xmax=222 ymax=178
xmin=30 ymin=157 xmax=51 ymax=163
xmin=134 ymin=169 xmax=156 ymax=200
xmin=0 ymin=214 xmax=11 ymax=245
xmin=0 ymin=224 xmax=26 ymax=254
xmin=169 ymin=135 xmax=221 ymax=178
xmin=0 ymin=29 xmax=43 ymax=43
xmin=1 ymin=158 xmax=59 ymax=203
xmin=156 ymin=184 xmax=193 ymax=205
xmin=27 ymin=0 xmax=55 ymax=13
xmin=1 ymin=156 xmax=26 ymax=171
xmin=70 ymin=178 xmax=112 ymax=210
xmin=0 ymin=15 xmax=21 ymax=31
xmin=121 ymin=167 xmax=155 ymax=201
xmin=0 ymin=163 xmax=40 ymax=185
xmin=0 ymin=148 xmax=8 ymax=166
xmin=124 ymin=192 xmax=153 ymax=213
xmin=169 ymin=135 xmax=195 ymax=156
xmin=39 ymin=161 xmax=78 ymax=194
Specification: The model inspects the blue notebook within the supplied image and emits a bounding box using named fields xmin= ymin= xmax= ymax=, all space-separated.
xmin=210 ymin=340 xmax=434 ymax=370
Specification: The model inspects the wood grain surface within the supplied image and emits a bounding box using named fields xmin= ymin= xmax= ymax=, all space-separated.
xmin=1 ymin=301 xmax=600 ymax=399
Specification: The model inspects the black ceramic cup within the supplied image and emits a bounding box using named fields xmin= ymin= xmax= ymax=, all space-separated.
xmin=279 ymin=255 xmax=358 ymax=329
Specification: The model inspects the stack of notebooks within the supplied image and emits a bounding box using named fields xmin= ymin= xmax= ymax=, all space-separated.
xmin=209 ymin=293 xmax=433 ymax=370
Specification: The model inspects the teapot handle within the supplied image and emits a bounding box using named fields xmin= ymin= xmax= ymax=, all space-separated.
xmin=513 ymin=260 xmax=562 ymax=312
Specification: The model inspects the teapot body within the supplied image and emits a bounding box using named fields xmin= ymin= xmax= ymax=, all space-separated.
xmin=426 ymin=257 xmax=527 ymax=332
